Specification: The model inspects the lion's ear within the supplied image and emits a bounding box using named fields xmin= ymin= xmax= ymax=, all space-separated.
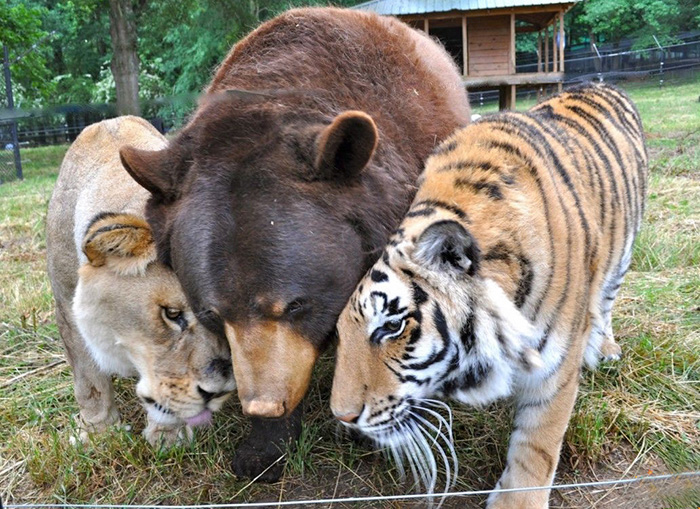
xmin=120 ymin=144 xmax=186 ymax=202
xmin=315 ymin=111 xmax=378 ymax=180
xmin=82 ymin=213 xmax=157 ymax=276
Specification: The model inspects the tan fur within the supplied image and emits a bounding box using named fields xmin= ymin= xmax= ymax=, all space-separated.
xmin=224 ymin=321 xmax=318 ymax=418
xmin=332 ymin=84 xmax=647 ymax=507
xmin=46 ymin=117 xmax=235 ymax=447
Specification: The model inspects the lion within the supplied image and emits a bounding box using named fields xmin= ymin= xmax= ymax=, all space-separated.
xmin=46 ymin=116 xmax=236 ymax=446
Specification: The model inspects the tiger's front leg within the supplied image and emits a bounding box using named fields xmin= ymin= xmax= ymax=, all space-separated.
xmin=487 ymin=357 xmax=582 ymax=509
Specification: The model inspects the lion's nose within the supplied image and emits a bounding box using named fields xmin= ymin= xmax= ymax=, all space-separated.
xmin=207 ymin=357 xmax=233 ymax=378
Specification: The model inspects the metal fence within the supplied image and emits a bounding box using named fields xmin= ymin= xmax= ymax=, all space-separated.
xmin=468 ymin=34 xmax=700 ymax=105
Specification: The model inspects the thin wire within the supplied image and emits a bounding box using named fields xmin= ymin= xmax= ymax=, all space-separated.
xmin=4 ymin=471 xmax=699 ymax=508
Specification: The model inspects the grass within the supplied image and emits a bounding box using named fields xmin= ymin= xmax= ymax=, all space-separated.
xmin=1 ymin=71 xmax=698 ymax=507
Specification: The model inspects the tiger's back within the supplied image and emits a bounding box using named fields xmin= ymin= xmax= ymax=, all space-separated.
xmin=425 ymin=82 xmax=648 ymax=370
xmin=331 ymin=83 xmax=647 ymax=508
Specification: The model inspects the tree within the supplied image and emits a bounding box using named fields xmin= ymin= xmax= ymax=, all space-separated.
xmin=0 ymin=2 xmax=53 ymax=107
xmin=575 ymin=0 xmax=700 ymax=49
xmin=108 ymin=0 xmax=139 ymax=115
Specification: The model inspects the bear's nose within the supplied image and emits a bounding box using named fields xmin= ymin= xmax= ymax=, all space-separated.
xmin=241 ymin=399 xmax=286 ymax=418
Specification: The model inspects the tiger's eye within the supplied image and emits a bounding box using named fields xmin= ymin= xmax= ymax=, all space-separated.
xmin=385 ymin=320 xmax=402 ymax=332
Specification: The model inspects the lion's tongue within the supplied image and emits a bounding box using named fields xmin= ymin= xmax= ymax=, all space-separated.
xmin=185 ymin=409 xmax=213 ymax=427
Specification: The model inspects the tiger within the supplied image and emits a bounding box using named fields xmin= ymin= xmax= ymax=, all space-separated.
xmin=331 ymin=82 xmax=647 ymax=508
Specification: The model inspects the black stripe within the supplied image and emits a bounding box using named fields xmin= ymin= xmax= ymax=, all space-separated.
xmin=370 ymin=269 xmax=388 ymax=283
xmin=459 ymin=312 xmax=476 ymax=352
xmin=565 ymin=98 xmax=640 ymax=224
xmin=406 ymin=207 xmax=436 ymax=218
xmin=412 ymin=199 xmax=469 ymax=222
xmin=483 ymin=241 xmax=511 ymax=261
xmin=411 ymin=282 xmax=428 ymax=306
xmin=514 ymin=255 xmax=534 ymax=308
xmin=454 ymin=178 xmax=504 ymax=200
xmin=432 ymin=139 xmax=457 ymax=156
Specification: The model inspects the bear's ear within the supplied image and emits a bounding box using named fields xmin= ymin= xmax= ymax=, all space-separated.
xmin=315 ymin=111 xmax=378 ymax=180
xmin=120 ymin=144 xmax=185 ymax=202
xmin=82 ymin=213 xmax=157 ymax=276
xmin=412 ymin=220 xmax=480 ymax=277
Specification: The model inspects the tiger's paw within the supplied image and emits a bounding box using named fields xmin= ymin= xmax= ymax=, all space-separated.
xmin=600 ymin=336 xmax=622 ymax=362
xmin=143 ymin=421 xmax=194 ymax=448
xmin=487 ymin=486 xmax=549 ymax=509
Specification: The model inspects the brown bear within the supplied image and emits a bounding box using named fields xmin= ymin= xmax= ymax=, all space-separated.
xmin=120 ymin=7 xmax=470 ymax=480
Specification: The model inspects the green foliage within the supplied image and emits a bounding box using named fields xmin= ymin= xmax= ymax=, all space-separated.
xmin=0 ymin=2 xmax=54 ymax=106
xmin=575 ymin=0 xmax=700 ymax=48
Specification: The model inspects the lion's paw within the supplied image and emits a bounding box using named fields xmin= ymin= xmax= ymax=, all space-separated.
xmin=143 ymin=422 xmax=193 ymax=448
xmin=68 ymin=410 xmax=123 ymax=445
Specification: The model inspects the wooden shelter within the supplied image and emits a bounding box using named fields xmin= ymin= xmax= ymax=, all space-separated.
xmin=354 ymin=0 xmax=580 ymax=109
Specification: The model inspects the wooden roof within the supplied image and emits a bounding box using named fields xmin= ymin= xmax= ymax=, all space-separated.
xmin=353 ymin=0 xmax=579 ymax=16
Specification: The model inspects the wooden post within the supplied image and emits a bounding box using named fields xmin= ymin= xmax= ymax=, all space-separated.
xmin=462 ymin=16 xmax=468 ymax=76
xmin=424 ymin=18 xmax=429 ymax=34
xmin=544 ymin=26 xmax=550 ymax=72
xmin=558 ymin=11 xmax=565 ymax=91
xmin=510 ymin=13 xmax=516 ymax=109
xmin=510 ymin=14 xmax=516 ymax=74
xmin=553 ymin=17 xmax=558 ymax=75
xmin=559 ymin=11 xmax=565 ymax=72
xmin=537 ymin=30 xmax=542 ymax=73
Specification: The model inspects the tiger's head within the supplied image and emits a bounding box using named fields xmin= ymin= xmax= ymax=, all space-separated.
xmin=331 ymin=209 xmax=543 ymax=449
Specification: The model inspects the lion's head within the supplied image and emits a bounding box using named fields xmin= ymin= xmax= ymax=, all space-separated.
xmin=73 ymin=212 xmax=236 ymax=428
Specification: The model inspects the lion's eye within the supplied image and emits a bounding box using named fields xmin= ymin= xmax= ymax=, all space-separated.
xmin=164 ymin=308 xmax=182 ymax=320
xmin=162 ymin=307 xmax=188 ymax=330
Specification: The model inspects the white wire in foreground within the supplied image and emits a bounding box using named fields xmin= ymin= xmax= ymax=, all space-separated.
xmin=4 ymin=471 xmax=699 ymax=508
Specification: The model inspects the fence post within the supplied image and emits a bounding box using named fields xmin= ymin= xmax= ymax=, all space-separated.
xmin=2 ymin=45 xmax=22 ymax=180
xmin=592 ymin=43 xmax=603 ymax=82
xmin=652 ymin=35 xmax=665 ymax=87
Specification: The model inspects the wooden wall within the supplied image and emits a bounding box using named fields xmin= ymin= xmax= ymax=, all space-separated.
xmin=467 ymin=15 xmax=511 ymax=76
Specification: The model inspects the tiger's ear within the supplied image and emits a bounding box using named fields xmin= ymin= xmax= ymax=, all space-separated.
xmin=315 ymin=111 xmax=378 ymax=180
xmin=82 ymin=213 xmax=157 ymax=276
xmin=120 ymin=144 xmax=187 ymax=202
xmin=412 ymin=220 xmax=480 ymax=277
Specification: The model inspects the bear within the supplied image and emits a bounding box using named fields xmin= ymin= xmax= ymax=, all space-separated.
xmin=119 ymin=7 xmax=470 ymax=480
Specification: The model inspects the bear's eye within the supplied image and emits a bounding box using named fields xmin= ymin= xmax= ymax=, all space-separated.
xmin=285 ymin=299 xmax=307 ymax=316
xmin=161 ymin=307 xmax=188 ymax=330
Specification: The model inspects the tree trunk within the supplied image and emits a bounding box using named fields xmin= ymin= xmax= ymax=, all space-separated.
xmin=108 ymin=0 xmax=140 ymax=116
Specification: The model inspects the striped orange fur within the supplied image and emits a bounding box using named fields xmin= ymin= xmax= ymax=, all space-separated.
xmin=331 ymin=83 xmax=648 ymax=508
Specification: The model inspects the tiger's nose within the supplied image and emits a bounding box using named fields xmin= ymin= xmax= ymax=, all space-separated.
xmin=334 ymin=411 xmax=360 ymax=424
